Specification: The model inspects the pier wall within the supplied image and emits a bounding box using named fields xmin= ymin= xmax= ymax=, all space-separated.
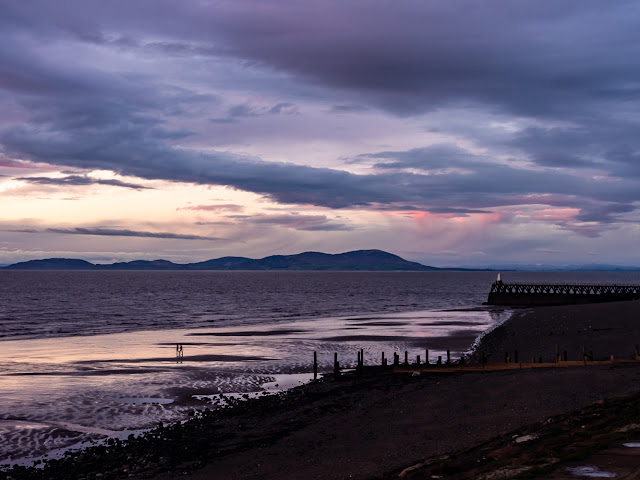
xmin=486 ymin=292 xmax=639 ymax=306
xmin=486 ymin=282 xmax=640 ymax=306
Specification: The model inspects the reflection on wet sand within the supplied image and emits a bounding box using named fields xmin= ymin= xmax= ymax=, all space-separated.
xmin=0 ymin=308 xmax=509 ymax=466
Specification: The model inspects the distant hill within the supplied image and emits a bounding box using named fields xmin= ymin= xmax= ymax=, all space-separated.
xmin=3 ymin=250 xmax=439 ymax=271
xmin=4 ymin=258 xmax=97 ymax=270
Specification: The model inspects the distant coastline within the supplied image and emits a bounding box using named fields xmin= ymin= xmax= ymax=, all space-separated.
xmin=4 ymin=250 xmax=639 ymax=271
xmin=2 ymin=249 xmax=464 ymax=271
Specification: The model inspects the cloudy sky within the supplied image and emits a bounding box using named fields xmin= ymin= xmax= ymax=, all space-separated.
xmin=1 ymin=1 xmax=639 ymax=267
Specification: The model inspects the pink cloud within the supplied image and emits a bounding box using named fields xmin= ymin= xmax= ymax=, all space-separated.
xmin=0 ymin=156 xmax=41 ymax=170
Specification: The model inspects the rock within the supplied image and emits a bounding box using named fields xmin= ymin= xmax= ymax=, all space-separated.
xmin=514 ymin=434 xmax=537 ymax=444
xmin=398 ymin=462 xmax=425 ymax=477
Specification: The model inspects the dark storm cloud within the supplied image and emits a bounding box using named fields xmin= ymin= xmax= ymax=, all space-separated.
xmin=210 ymin=102 xmax=297 ymax=123
xmin=194 ymin=1 xmax=640 ymax=116
xmin=7 ymin=1 xmax=639 ymax=117
xmin=574 ymin=203 xmax=636 ymax=224
xmin=330 ymin=104 xmax=368 ymax=113
xmin=0 ymin=0 xmax=639 ymax=236
xmin=365 ymin=144 xmax=480 ymax=171
xmin=7 ymin=227 xmax=218 ymax=240
xmin=15 ymin=175 xmax=151 ymax=190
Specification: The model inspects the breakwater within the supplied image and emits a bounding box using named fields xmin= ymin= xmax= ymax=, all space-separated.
xmin=486 ymin=281 xmax=640 ymax=306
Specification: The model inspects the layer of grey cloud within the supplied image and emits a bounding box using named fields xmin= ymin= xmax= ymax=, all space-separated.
xmin=2 ymin=106 xmax=638 ymax=235
xmin=3 ymin=1 xmax=640 ymax=120
xmin=227 ymin=213 xmax=352 ymax=231
xmin=15 ymin=175 xmax=151 ymax=190
xmin=211 ymin=101 xmax=297 ymax=123
xmin=178 ymin=204 xmax=245 ymax=213
xmin=7 ymin=227 xmax=218 ymax=240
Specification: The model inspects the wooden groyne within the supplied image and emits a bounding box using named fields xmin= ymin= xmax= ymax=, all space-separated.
xmin=485 ymin=278 xmax=640 ymax=306
xmin=318 ymin=345 xmax=640 ymax=379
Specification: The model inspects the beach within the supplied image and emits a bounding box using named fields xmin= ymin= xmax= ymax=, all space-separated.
xmin=5 ymin=299 xmax=640 ymax=479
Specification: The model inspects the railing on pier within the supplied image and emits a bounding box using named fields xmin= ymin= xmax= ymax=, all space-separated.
xmin=490 ymin=282 xmax=640 ymax=296
xmin=486 ymin=281 xmax=640 ymax=306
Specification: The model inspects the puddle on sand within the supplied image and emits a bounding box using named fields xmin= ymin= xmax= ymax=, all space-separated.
xmin=261 ymin=373 xmax=315 ymax=392
xmin=5 ymin=427 xmax=146 ymax=469
xmin=623 ymin=442 xmax=640 ymax=447
xmin=193 ymin=373 xmax=315 ymax=407
xmin=566 ymin=466 xmax=616 ymax=478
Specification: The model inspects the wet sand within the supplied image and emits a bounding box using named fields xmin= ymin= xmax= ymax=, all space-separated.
xmin=470 ymin=299 xmax=640 ymax=363
xmin=0 ymin=308 xmax=496 ymax=466
xmin=5 ymin=300 xmax=640 ymax=479
xmin=165 ymin=300 xmax=640 ymax=480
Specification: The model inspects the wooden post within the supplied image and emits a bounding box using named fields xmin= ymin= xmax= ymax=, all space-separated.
xmin=360 ymin=348 xmax=364 ymax=367
xmin=417 ymin=355 xmax=421 ymax=365
xmin=635 ymin=345 xmax=639 ymax=360
xmin=381 ymin=352 xmax=385 ymax=366
xmin=446 ymin=349 xmax=451 ymax=365
xmin=313 ymin=351 xmax=318 ymax=380
xmin=437 ymin=355 xmax=442 ymax=366
xmin=425 ymin=349 xmax=429 ymax=366
xmin=394 ymin=352 xmax=399 ymax=367
xmin=404 ymin=351 xmax=408 ymax=366
xmin=514 ymin=350 xmax=518 ymax=363
xmin=334 ymin=352 xmax=339 ymax=377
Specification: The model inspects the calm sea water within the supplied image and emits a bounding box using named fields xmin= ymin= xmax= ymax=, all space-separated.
xmin=3 ymin=270 xmax=638 ymax=341
xmin=0 ymin=270 xmax=498 ymax=340
xmin=1 ymin=270 xmax=638 ymax=466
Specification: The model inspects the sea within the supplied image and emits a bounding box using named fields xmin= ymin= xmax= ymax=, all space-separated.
xmin=1 ymin=270 xmax=639 ymax=467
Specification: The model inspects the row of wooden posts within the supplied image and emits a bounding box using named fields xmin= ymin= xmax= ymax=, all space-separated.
xmin=312 ymin=344 xmax=640 ymax=379
xmin=501 ymin=344 xmax=640 ymax=364
xmin=312 ymin=348 xmax=461 ymax=379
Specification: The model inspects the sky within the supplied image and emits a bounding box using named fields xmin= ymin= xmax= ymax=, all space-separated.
xmin=1 ymin=0 xmax=640 ymax=267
